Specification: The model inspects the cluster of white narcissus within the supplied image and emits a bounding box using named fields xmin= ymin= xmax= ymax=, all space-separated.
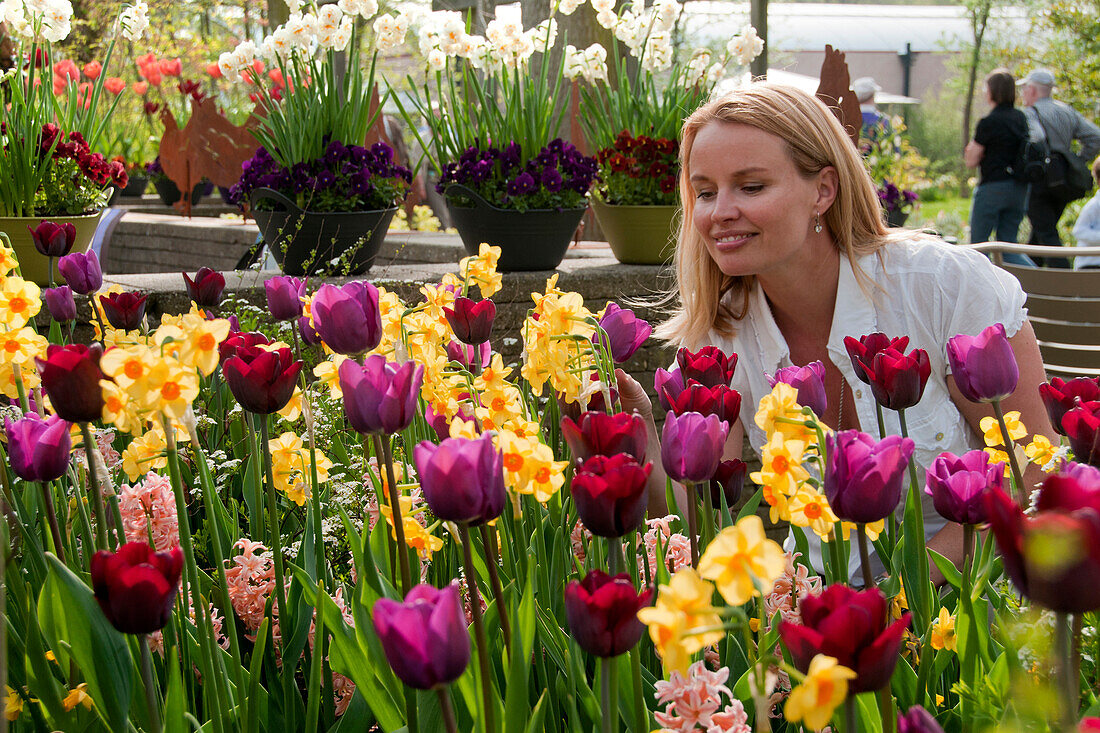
xmin=413 ymin=11 xmax=559 ymax=72
xmin=0 ymin=0 xmax=73 ymax=42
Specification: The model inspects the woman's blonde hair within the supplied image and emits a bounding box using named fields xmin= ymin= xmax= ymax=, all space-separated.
xmin=654 ymin=82 xmax=892 ymax=348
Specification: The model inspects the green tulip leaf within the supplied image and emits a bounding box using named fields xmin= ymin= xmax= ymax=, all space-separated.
xmin=927 ymin=549 xmax=962 ymax=591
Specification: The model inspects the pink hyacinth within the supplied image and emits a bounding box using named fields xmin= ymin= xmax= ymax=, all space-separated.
xmin=653 ymin=661 xmax=751 ymax=733
xmin=637 ymin=515 xmax=693 ymax=578
xmin=74 ymin=426 xmax=122 ymax=473
xmin=118 ymin=472 xmax=180 ymax=552
xmin=762 ymin=552 xmax=823 ymax=631
xmin=225 ymin=538 xmax=277 ymax=634
xmin=570 ymin=519 xmax=593 ymax=563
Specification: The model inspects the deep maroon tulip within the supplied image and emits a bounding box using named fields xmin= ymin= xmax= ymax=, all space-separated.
xmin=415 ymin=433 xmax=505 ymax=525
xmin=338 ymin=355 xmax=424 ymax=435
xmin=264 ymin=276 xmax=305 ymax=321
xmin=707 ymin=458 xmax=747 ymax=512
xmin=1063 ymin=401 xmax=1100 ymax=467
xmin=310 ymin=281 xmax=382 ymax=356
xmin=223 ymin=345 xmax=302 ymax=414
xmin=665 ymin=382 xmax=742 ymax=427
xmin=778 ymin=585 xmax=910 ymax=694
xmin=4 ymin=413 xmax=71 ymax=482
xmin=182 ymin=267 xmax=225 ymax=307
xmin=897 ymin=706 xmax=945 ymax=733
xmin=986 ymin=462 xmax=1100 ymax=613
xmin=676 ymin=346 xmax=737 ymax=388
xmin=99 ymin=291 xmax=147 ymax=331
xmin=946 ymin=323 xmax=1018 ymax=403
xmin=27 ymin=221 xmax=76 ymax=257
xmin=444 ymin=296 xmax=496 ymax=346
xmin=44 ymin=286 xmax=76 ymax=322
xmin=766 ymin=361 xmax=828 ymax=418
xmin=58 ymin=250 xmax=102 ymax=294
xmin=843 ymin=333 xmax=909 ymax=385
xmin=564 ymin=571 xmax=652 ymax=657
xmin=446 ymin=339 xmax=492 ymax=371
xmin=1041 ymin=377 xmax=1100 ymax=437
xmin=91 ymin=542 xmax=183 ymax=634
xmin=372 ymin=582 xmax=470 ymax=690
xmin=924 ymin=449 xmax=1003 ymax=525
xmin=560 ymin=410 xmax=648 ymax=463
xmin=661 ymin=411 xmax=729 ymax=483
xmin=218 ymin=331 xmax=270 ymax=365
xmin=571 ymin=453 xmax=652 ymax=537
xmin=424 ymin=402 xmax=475 ymax=442
xmin=297 ymin=315 xmax=321 ymax=345
xmin=853 ymin=347 xmax=931 ymax=411
xmin=653 ymin=367 xmax=686 ymax=412
xmin=35 ymin=343 xmax=105 ymax=423
xmin=824 ymin=430 xmax=914 ymax=523
xmin=595 ymin=303 xmax=651 ymax=363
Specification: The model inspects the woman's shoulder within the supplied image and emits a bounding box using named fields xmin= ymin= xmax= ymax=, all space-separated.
xmin=871 ymin=233 xmax=999 ymax=280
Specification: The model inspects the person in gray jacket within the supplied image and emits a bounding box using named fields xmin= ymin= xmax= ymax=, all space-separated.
xmin=1019 ymin=68 xmax=1100 ymax=266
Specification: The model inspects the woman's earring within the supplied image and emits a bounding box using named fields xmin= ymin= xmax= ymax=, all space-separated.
xmin=813 ymin=214 xmax=823 ymax=233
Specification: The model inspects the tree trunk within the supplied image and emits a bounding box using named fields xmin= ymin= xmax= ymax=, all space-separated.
xmin=750 ymin=0 xmax=768 ymax=79
xmin=959 ymin=0 xmax=992 ymax=197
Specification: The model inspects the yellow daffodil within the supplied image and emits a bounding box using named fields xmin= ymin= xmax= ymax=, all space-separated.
xmin=100 ymin=344 xmax=156 ymax=391
xmin=313 ymin=356 xmax=347 ymax=399
xmin=750 ymin=432 xmax=809 ymax=497
xmin=419 ymin=282 xmax=456 ymax=323
xmin=637 ymin=568 xmax=724 ymax=673
xmin=979 ymin=411 xmax=1027 ymax=448
xmin=179 ymin=315 xmax=231 ymax=376
xmin=459 ymin=243 xmax=502 ymax=298
xmin=761 ymin=480 xmax=793 ymax=524
xmin=788 ymin=485 xmax=839 ymax=537
xmin=930 ymin=607 xmax=957 ymax=652
xmin=100 ymin=380 xmax=144 ymax=435
xmin=474 ymin=353 xmax=512 ymax=394
xmin=0 ymin=241 xmax=19 ymax=277
xmin=754 ymin=382 xmax=812 ymax=441
xmin=0 ymin=276 xmax=41 ymax=329
xmin=141 ymin=359 xmax=200 ymax=419
xmin=983 ymin=447 xmax=1015 ymax=479
xmin=784 ymin=654 xmax=856 ymax=731
xmin=1024 ymin=434 xmax=1058 ymax=471
xmin=278 ymin=386 xmax=303 ymax=422
xmin=3 ymin=685 xmax=22 ymax=721
xmin=62 ymin=683 xmax=93 ymax=711
xmin=0 ymin=326 xmax=46 ymax=366
xmin=697 ymin=515 xmax=787 ymax=606
xmin=828 ymin=519 xmax=885 ymax=543
xmin=121 ymin=429 xmax=167 ymax=482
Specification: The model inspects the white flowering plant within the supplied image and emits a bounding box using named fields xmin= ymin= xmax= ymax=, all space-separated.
xmin=0 ymin=0 xmax=147 ymax=216
xmin=215 ymin=0 xmax=384 ymax=171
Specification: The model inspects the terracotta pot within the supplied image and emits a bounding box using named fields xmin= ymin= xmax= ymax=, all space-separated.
xmin=0 ymin=211 xmax=103 ymax=286
xmin=590 ymin=199 xmax=679 ymax=265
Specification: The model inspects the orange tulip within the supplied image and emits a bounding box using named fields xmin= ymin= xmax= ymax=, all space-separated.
xmin=82 ymin=61 xmax=102 ymax=79
xmin=104 ymin=77 xmax=126 ymax=95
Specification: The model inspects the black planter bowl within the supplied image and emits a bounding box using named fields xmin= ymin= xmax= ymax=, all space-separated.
xmin=153 ymin=177 xmax=204 ymax=207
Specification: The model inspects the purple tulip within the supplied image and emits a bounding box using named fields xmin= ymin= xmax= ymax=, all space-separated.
xmin=766 ymin=361 xmax=828 ymax=418
xmin=924 ymin=450 xmax=1004 ymax=525
xmin=264 ymin=276 xmax=305 ymax=321
xmin=338 ymin=356 xmax=423 ymax=435
xmin=182 ymin=267 xmax=226 ymax=307
xmin=661 ymin=411 xmax=729 ymax=483
xmin=310 ymin=281 xmax=382 ymax=356
xmin=653 ymin=367 xmax=686 ymax=412
xmin=44 ymin=286 xmax=76 ymax=322
xmin=595 ymin=303 xmax=651 ymax=363
xmin=946 ymin=323 xmax=1019 ymax=403
xmin=58 ymin=250 xmax=102 ymax=294
xmin=372 ymin=582 xmax=470 ymax=690
xmin=4 ymin=413 xmax=71 ymax=482
xmin=415 ymin=433 xmax=505 ymax=525
xmin=824 ymin=430 xmax=915 ymax=523
xmin=446 ymin=340 xmax=492 ymax=371
xmin=27 ymin=221 xmax=76 ymax=257
xmin=897 ymin=706 xmax=944 ymax=733
xmin=297 ymin=315 xmax=321 ymax=345
xmin=444 ymin=297 xmax=496 ymax=346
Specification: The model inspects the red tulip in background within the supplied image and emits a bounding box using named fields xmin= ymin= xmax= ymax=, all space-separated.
xmin=571 ymin=453 xmax=652 ymax=538
xmin=1062 ymin=401 xmax=1100 ymax=467
xmin=986 ymin=462 xmax=1100 ymax=613
xmin=223 ymin=344 xmax=302 ymax=415
xmin=663 ymin=382 xmax=742 ymax=428
xmin=766 ymin=361 xmax=828 ymax=418
xmin=1041 ymin=377 xmax=1100 ymax=437
xmin=560 ymin=410 xmax=648 ymax=463
xmin=676 ymin=345 xmax=737 ymax=388
xmin=824 ymin=430 xmax=914 ymax=524
xmin=779 ymin=584 xmax=910 ymax=693
xmin=415 ymin=433 xmax=506 ymax=526
xmin=844 ymin=332 xmax=910 ymax=384
xmin=372 ymin=582 xmax=470 ymax=690
xmin=35 ymin=343 xmax=105 ymax=423
xmin=27 ymin=221 xmax=76 ymax=258
xmin=946 ymin=323 xmax=1019 ymax=403
xmin=91 ymin=542 xmax=183 ymax=634
xmin=924 ymin=449 xmax=1003 ymax=525
xmin=856 ymin=346 xmax=931 ymax=411
xmin=99 ymin=291 xmax=148 ymax=331
xmin=183 ymin=267 xmax=226 ymax=307
xmin=564 ymin=570 xmax=652 ymax=657
xmin=219 ymin=331 xmax=271 ymax=365
xmin=444 ymin=296 xmax=496 ymax=346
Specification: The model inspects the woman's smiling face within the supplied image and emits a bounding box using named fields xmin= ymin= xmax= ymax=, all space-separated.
xmin=688 ymin=121 xmax=833 ymax=280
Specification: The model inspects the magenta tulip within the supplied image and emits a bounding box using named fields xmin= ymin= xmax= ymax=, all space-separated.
xmin=924 ymin=449 xmax=1003 ymax=525
xmin=653 ymin=367 xmax=686 ymax=412
xmin=91 ymin=542 xmax=183 ymax=634
xmin=446 ymin=339 xmax=492 ymax=371
xmin=560 ymin=410 xmax=648 ymax=463
xmin=571 ymin=453 xmax=652 ymax=538
xmin=766 ymin=361 xmax=828 ymax=418
xmin=664 ymin=382 xmax=742 ymax=428
xmin=1040 ymin=377 xmax=1100 ymax=437
xmin=372 ymin=582 xmax=470 ymax=690
xmin=297 ymin=315 xmax=321 ymax=345
xmin=223 ymin=344 xmax=302 ymax=414
xmin=58 ymin=250 xmax=102 ymax=294
xmin=310 ymin=281 xmax=382 ymax=356
xmin=853 ymin=346 xmax=931 ymax=411
xmin=897 ymin=706 xmax=945 ymax=733
xmin=35 ymin=343 xmax=104 ymax=423
xmin=946 ymin=323 xmax=1018 ymax=403
xmin=28 ymin=221 xmax=76 ymax=257
xmin=843 ymin=332 xmax=910 ymax=385
xmin=444 ymin=296 xmax=496 ymax=346
xmin=595 ymin=303 xmax=651 ymax=363
xmin=415 ymin=433 xmax=505 ymax=525
xmin=564 ymin=571 xmax=652 ymax=657
xmin=264 ymin=276 xmax=305 ymax=321
xmin=338 ymin=356 xmax=424 ymax=435
xmin=661 ymin=411 xmax=729 ymax=483
xmin=4 ymin=413 xmax=71 ymax=482
xmin=182 ymin=267 xmax=225 ymax=307
xmin=824 ymin=430 xmax=914 ymax=523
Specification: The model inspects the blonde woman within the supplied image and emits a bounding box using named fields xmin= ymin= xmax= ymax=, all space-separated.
xmin=619 ymin=83 xmax=1053 ymax=580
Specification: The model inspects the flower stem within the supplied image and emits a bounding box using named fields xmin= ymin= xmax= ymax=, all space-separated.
xmin=600 ymin=656 xmax=616 ymax=733
xmin=79 ymin=422 xmax=108 ymax=551
xmin=140 ymin=635 xmax=162 ymax=733
xmin=436 ymin=686 xmax=457 ymax=733
xmin=701 ymin=483 xmax=715 ymax=551
xmin=844 ymin=693 xmax=858 ymax=733
xmin=1056 ymin=611 xmax=1077 ymax=733
xmin=875 ymin=402 xmax=887 ymax=440
xmin=459 ymin=522 xmax=495 ymax=733
xmin=478 ymin=524 xmax=511 ymax=655
xmin=856 ymin=523 xmax=873 ymax=590
xmin=372 ymin=433 xmax=412 ymax=595
xmin=684 ymin=480 xmax=699 ymax=567
xmin=38 ymin=481 xmax=65 ymax=564
xmin=991 ymin=399 xmax=1027 ymax=502
xmin=258 ymin=416 xmax=289 ymax=656
xmin=629 ymin=645 xmax=647 ymax=732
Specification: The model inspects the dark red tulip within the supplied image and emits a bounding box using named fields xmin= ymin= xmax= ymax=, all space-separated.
xmin=661 ymin=411 xmax=729 ymax=483
xmin=665 ymin=381 xmax=742 ymax=427
xmin=595 ymin=303 xmax=651 ymax=363
xmin=218 ymin=331 xmax=271 ymax=365
xmin=444 ymin=296 xmax=496 ymax=346
xmin=44 ymin=286 xmax=76 ymax=322
xmin=766 ymin=361 xmax=828 ymax=418
xmin=1063 ymin=401 xmax=1100 ymax=467
xmin=338 ymin=355 xmax=424 ymax=435
xmin=564 ymin=571 xmax=652 ymax=657
xmin=27 ymin=221 xmax=77 ymax=258
xmin=223 ymin=344 xmax=302 ymax=414
xmin=707 ymin=458 xmax=747 ymax=512
xmin=924 ymin=449 xmax=1003 ymax=525
xmin=99 ymin=291 xmax=147 ymax=331
xmin=675 ymin=346 xmax=737 ymax=388
xmin=182 ymin=267 xmax=226 ymax=307
xmin=4 ymin=413 xmax=71 ymax=482
xmin=843 ymin=333 xmax=909 ymax=385
xmin=560 ymin=410 xmax=648 ymax=463
xmin=91 ymin=542 xmax=183 ymax=634
xmin=415 ymin=433 xmax=505 ymax=525
xmin=778 ymin=585 xmax=910 ymax=693
xmin=58 ymin=250 xmax=102 ymax=295
xmin=35 ymin=343 xmax=105 ymax=423
xmin=824 ymin=430 xmax=914 ymax=523
xmin=946 ymin=323 xmax=1018 ymax=403
xmin=372 ymin=582 xmax=470 ymax=690
xmin=571 ymin=453 xmax=652 ymax=538
xmin=1041 ymin=377 xmax=1100 ymax=437
xmin=986 ymin=462 xmax=1100 ymax=613
xmin=852 ymin=346 xmax=931 ymax=411
xmin=264 ymin=276 xmax=305 ymax=321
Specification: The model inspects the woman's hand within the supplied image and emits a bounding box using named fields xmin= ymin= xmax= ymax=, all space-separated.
xmin=616 ymin=368 xmax=654 ymax=420
xmin=964 ymin=140 xmax=984 ymax=169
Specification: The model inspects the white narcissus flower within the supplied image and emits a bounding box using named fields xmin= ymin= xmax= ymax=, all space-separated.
xmin=706 ymin=61 xmax=725 ymax=85
xmin=317 ymin=3 xmax=343 ymax=33
xmin=338 ymin=0 xmax=377 ymax=19
xmin=529 ymin=18 xmax=557 ymax=49
xmin=727 ymin=24 xmax=764 ymax=66
xmin=439 ymin=15 xmax=467 ymax=55
xmin=557 ymin=0 xmax=584 ymax=15
xmin=562 ymin=44 xmax=584 ymax=80
xmin=118 ymin=1 xmax=149 ymax=42
xmin=426 ymin=48 xmax=447 ymax=71
xmin=652 ymin=0 xmax=680 ymax=33
xmin=329 ymin=18 xmax=353 ymax=51
xmin=595 ymin=8 xmax=617 ymax=29
xmin=590 ymin=0 xmax=614 ymax=13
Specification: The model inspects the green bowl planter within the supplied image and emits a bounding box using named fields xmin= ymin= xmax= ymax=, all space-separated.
xmin=0 ymin=211 xmax=102 ymax=286
xmin=445 ymin=185 xmax=586 ymax=272
xmin=590 ymin=199 xmax=679 ymax=265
